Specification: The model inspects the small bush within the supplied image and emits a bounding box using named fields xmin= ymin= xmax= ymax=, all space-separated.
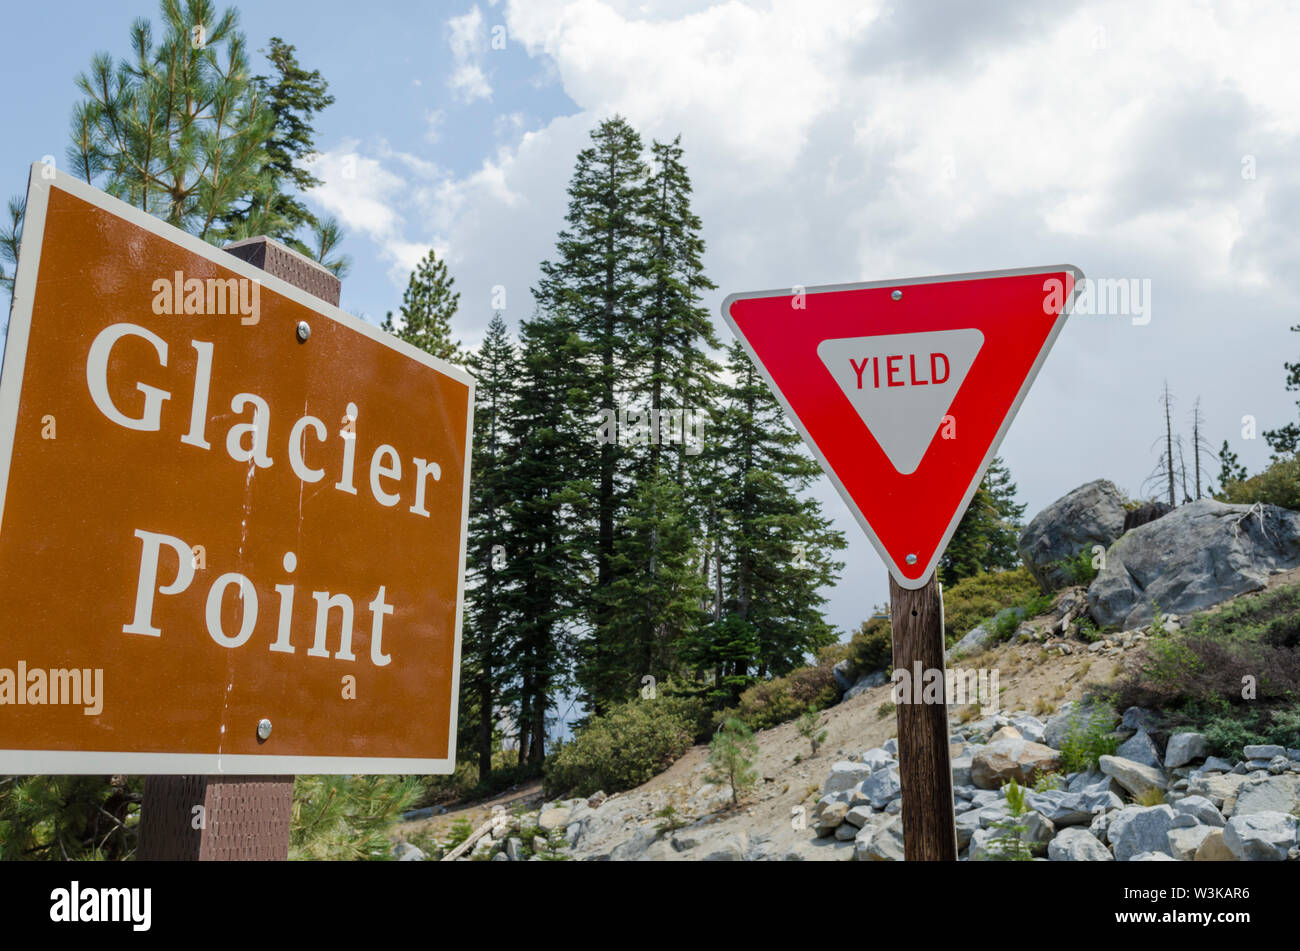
xmin=707 ymin=717 xmax=759 ymax=807
xmin=846 ymin=615 xmax=893 ymax=677
xmin=943 ymin=567 xmax=1043 ymax=644
xmin=543 ymin=696 xmax=701 ymax=798
xmin=719 ymin=664 xmax=840 ymax=733
xmin=1219 ymin=455 xmax=1300 ymax=510
xmin=1059 ymin=703 xmax=1120 ymax=773
xmin=290 ymin=775 xmax=422 ymax=861
xmin=1058 ymin=549 xmax=1100 ymax=586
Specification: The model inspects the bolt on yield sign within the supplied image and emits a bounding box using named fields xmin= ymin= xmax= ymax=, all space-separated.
xmin=723 ymin=266 xmax=1083 ymax=588
xmin=0 ymin=165 xmax=473 ymax=774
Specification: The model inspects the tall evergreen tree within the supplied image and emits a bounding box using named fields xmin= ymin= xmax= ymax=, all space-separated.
xmin=684 ymin=342 xmax=845 ymax=699
xmin=594 ymin=472 xmax=709 ymax=698
xmin=497 ymin=310 xmax=593 ymax=763
xmin=382 ymin=248 xmax=462 ymax=362
xmin=938 ymin=457 xmax=1027 ymax=586
xmin=462 ymin=313 xmax=517 ymax=781
xmin=633 ymin=135 xmax=722 ymax=482
xmin=534 ymin=116 xmax=651 ymax=715
xmin=68 ymin=0 xmax=275 ymax=240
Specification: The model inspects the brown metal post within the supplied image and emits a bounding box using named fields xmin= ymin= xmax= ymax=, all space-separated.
xmin=137 ymin=236 xmax=341 ymax=861
xmin=890 ymin=573 xmax=958 ymax=861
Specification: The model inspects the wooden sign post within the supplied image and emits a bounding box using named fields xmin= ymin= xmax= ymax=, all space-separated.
xmin=721 ymin=267 xmax=1081 ymax=860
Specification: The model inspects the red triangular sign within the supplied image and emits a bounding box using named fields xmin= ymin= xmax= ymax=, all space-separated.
xmin=722 ymin=265 xmax=1082 ymax=589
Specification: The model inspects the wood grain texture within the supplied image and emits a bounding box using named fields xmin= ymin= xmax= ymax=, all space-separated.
xmin=890 ymin=573 xmax=958 ymax=861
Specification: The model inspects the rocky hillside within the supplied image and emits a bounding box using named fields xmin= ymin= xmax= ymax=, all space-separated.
xmin=395 ymin=480 xmax=1300 ymax=862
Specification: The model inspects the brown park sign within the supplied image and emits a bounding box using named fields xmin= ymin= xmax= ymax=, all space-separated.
xmin=0 ymin=165 xmax=474 ymax=773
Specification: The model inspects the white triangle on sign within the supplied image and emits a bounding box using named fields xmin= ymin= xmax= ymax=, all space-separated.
xmin=816 ymin=328 xmax=984 ymax=474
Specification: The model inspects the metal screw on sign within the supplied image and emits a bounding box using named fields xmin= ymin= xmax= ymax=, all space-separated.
xmin=296 ymin=320 xmax=311 ymax=342
xmin=891 ymin=289 xmax=903 ymax=301
xmin=257 ymin=719 xmax=273 ymax=741
xmin=905 ymin=553 xmax=917 ymax=565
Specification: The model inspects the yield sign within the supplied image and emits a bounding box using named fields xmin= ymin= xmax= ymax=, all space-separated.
xmin=722 ymin=265 xmax=1082 ymax=589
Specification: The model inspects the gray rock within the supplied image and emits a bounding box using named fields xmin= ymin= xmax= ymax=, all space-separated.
xmin=955 ymin=809 xmax=983 ymax=849
xmin=856 ymin=815 xmax=904 ymax=861
xmin=1043 ymin=700 xmax=1115 ymax=751
xmin=1168 ymin=825 xmax=1217 ymax=861
xmin=1196 ymin=756 xmax=1235 ymax=774
xmin=1172 ymin=795 xmax=1225 ymax=828
xmin=701 ymin=832 xmax=749 ymax=861
xmin=1165 ymin=732 xmax=1210 ymax=769
xmin=1009 ymin=715 xmax=1047 ymax=744
xmin=1228 ymin=774 xmax=1300 ymax=817
xmin=392 ymin=841 xmax=426 ymax=861
xmin=970 ymin=737 xmax=1062 ymax=789
xmin=1268 ymin=755 xmax=1290 ymax=775
xmin=1186 ymin=771 xmax=1251 ymax=809
xmin=1130 ymin=851 xmax=1177 ymax=860
xmin=1243 ymin=744 xmax=1286 ymax=760
xmin=844 ymin=670 xmax=888 ymax=699
xmin=1067 ymin=769 xmax=1112 ymax=793
xmin=861 ymin=747 xmax=894 ymax=771
xmin=1019 ymin=480 xmax=1127 ymax=589
xmin=948 ymin=624 xmax=993 ymax=660
xmin=814 ymin=801 xmax=850 ymax=836
xmin=1100 ymin=755 xmax=1167 ymax=799
xmin=884 ymin=799 xmax=902 ymax=815
xmin=1049 ymin=826 xmax=1114 ymax=861
xmin=834 ymin=821 xmax=859 ymax=841
xmin=1090 ymin=810 xmax=1113 ymax=841
xmin=490 ymin=851 xmax=509 ymax=861
xmin=844 ymin=805 xmax=875 ymax=829
xmin=1116 ymin=730 xmax=1163 ymax=769
xmin=882 ymin=738 xmax=898 ymax=755
xmin=863 ymin=766 xmax=902 ymax=809
xmin=1087 ymin=500 xmax=1300 ymax=629
xmin=832 ymin=659 xmax=854 ymax=692
xmin=1108 ymin=805 xmax=1177 ymax=861
xmin=1121 ymin=707 xmax=1160 ymax=732
xmin=1025 ymin=788 xmax=1123 ymax=826
xmin=967 ymin=826 xmax=998 ymax=861
xmin=951 ymin=755 xmax=973 ymax=788
xmin=823 ymin=761 xmax=872 ymax=796
xmin=1223 ymin=812 xmax=1299 ymax=861
xmin=506 ymin=837 xmax=523 ymax=861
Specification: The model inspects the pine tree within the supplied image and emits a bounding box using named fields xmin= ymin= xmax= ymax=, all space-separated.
xmin=594 ymin=472 xmax=709 ymax=698
xmin=939 ymin=457 xmax=1027 ymax=585
xmin=68 ymin=0 xmax=276 ymax=240
xmin=706 ymin=717 xmax=759 ymax=807
xmin=689 ymin=342 xmax=845 ymax=698
xmin=1217 ymin=439 xmax=1248 ymax=492
xmin=534 ymin=116 xmax=650 ymax=715
xmin=381 ymin=249 xmax=462 ymax=362
xmin=633 ymin=135 xmax=722 ymax=482
xmin=1264 ymin=322 xmax=1300 ymax=456
xmin=497 ymin=310 xmax=594 ymax=764
xmin=462 ymin=313 xmax=517 ymax=781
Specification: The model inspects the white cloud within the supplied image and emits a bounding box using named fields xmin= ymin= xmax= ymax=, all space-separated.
xmin=447 ymin=5 xmax=493 ymax=103
xmin=310 ymin=0 xmax=1300 ymax=632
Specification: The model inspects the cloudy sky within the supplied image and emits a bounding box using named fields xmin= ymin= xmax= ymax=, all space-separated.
xmin=4 ymin=0 xmax=1298 ymax=635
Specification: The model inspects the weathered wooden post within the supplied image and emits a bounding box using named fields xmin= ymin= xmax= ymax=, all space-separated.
xmin=135 ymin=237 xmax=339 ymax=861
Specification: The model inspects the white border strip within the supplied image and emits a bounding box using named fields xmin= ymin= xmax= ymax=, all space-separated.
xmin=721 ymin=265 xmax=1083 ymax=590
xmin=0 ymin=164 xmax=475 ymax=775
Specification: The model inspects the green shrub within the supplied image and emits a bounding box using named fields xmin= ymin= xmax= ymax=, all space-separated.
xmin=543 ymin=696 xmax=700 ymax=798
xmin=707 ymin=718 xmax=759 ymax=807
xmin=986 ymin=779 xmax=1033 ymax=860
xmin=1218 ymin=455 xmax=1300 ymax=510
xmin=1059 ymin=548 xmax=1100 ymax=586
xmin=942 ymin=567 xmax=1043 ymax=644
xmin=718 ymin=664 xmax=840 ymax=733
xmin=1058 ymin=702 xmax=1120 ymax=773
xmin=846 ymin=615 xmax=893 ymax=676
xmin=290 ymin=775 xmax=422 ymax=861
